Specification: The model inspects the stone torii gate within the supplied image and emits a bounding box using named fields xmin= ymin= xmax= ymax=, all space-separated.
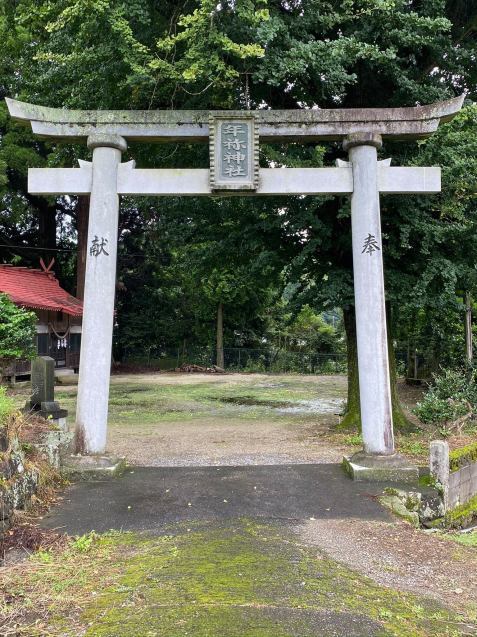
xmin=6 ymin=96 xmax=463 ymax=479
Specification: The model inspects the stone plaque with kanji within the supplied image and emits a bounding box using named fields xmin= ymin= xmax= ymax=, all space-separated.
xmin=209 ymin=114 xmax=259 ymax=191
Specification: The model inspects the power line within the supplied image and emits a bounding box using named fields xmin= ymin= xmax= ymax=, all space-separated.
xmin=0 ymin=243 xmax=75 ymax=252
xmin=0 ymin=243 xmax=169 ymax=261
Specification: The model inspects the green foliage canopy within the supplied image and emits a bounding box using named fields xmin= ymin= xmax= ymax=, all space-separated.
xmin=1 ymin=1 xmax=477 ymax=361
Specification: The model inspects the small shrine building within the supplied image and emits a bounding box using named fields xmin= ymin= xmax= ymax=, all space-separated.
xmin=0 ymin=264 xmax=83 ymax=378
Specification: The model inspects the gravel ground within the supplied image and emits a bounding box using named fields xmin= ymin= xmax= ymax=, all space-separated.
xmin=101 ymin=373 xmax=477 ymax=622
xmin=104 ymin=373 xmax=349 ymax=466
xmin=107 ymin=416 xmax=347 ymax=466
xmin=298 ymin=517 xmax=477 ymax=616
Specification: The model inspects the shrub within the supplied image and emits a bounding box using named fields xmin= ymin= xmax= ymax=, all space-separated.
xmin=0 ymin=293 xmax=37 ymax=368
xmin=414 ymin=367 xmax=477 ymax=427
xmin=243 ymin=356 xmax=266 ymax=372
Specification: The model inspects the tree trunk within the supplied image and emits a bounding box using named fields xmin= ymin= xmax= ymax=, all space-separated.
xmin=340 ymin=307 xmax=360 ymax=429
xmin=465 ymin=291 xmax=473 ymax=365
xmin=340 ymin=304 xmax=413 ymax=432
xmin=38 ymin=201 xmax=56 ymax=258
xmin=216 ymin=302 xmax=224 ymax=369
xmin=386 ymin=303 xmax=413 ymax=432
xmin=75 ymin=196 xmax=89 ymax=301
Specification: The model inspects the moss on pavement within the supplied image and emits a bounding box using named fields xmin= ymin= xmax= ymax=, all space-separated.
xmin=3 ymin=519 xmax=469 ymax=637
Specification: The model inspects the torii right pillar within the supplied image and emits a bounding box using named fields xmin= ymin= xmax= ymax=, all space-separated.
xmin=343 ymin=132 xmax=417 ymax=483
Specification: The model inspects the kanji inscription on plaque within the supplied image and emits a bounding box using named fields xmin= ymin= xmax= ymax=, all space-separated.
xmin=209 ymin=113 xmax=259 ymax=191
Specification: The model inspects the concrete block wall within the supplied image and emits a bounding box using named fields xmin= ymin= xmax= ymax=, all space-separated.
xmin=448 ymin=460 xmax=477 ymax=509
xmin=430 ymin=440 xmax=477 ymax=512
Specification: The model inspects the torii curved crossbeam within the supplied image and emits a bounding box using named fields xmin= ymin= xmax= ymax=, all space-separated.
xmin=5 ymin=95 xmax=464 ymax=142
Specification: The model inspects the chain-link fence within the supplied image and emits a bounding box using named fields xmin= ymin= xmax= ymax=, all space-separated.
xmin=5 ymin=342 xmax=441 ymax=380
xmin=122 ymin=340 xmax=466 ymax=380
xmin=394 ymin=342 xmax=444 ymax=382
xmin=121 ymin=346 xmax=347 ymax=374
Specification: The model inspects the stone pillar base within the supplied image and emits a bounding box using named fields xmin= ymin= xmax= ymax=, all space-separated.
xmin=343 ymin=452 xmax=418 ymax=484
xmin=39 ymin=402 xmax=68 ymax=429
xmin=62 ymin=454 xmax=126 ymax=481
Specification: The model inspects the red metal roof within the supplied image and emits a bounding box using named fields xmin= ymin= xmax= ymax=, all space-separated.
xmin=0 ymin=265 xmax=83 ymax=316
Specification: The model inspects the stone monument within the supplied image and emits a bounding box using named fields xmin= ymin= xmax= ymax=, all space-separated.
xmin=27 ymin=356 xmax=68 ymax=429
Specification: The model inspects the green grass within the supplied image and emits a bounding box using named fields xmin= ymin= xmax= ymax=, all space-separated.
xmin=342 ymin=433 xmax=363 ymax=446
xmin=396 ymin=434 xmax=428 ymax=458
xmin=445 ymin=531 xmax=477 ymax=548
xmin=0 ymin=384 xmax=16 ymax=425
xmin=13 ymin=372 xmax=458 ymax=466
xmin=3 ymin=376 xmax=475 ymax=635
xmin=3 ymin=520 xmax=470 ymax=637
xmin=50 ymin=376 xmax=345 ymax=430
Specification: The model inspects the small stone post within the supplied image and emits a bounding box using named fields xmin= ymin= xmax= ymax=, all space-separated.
xmin=27 ymin=356 xmax=68 ymax=430
xmin=430 ymin=440 xmax=449 ymax=511
xmin=344 ymin=133 xmax=394 ymax=455
xmin=75 ymin=134 xmax=127 ymax=454
xmin=30 ymin=356 xmax=55 ymax=407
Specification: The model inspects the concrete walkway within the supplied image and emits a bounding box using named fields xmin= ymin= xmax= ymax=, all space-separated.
xmin=35 ymin=465 xmax=477 ymax=636
xmin=42 ymin=464 xmax=390 ymax=535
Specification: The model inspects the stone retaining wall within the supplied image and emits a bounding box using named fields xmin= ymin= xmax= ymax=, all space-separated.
xmin=1 ymin=426 xmax=72 ymax=539
xmin=0 ymin=434 xmax=39 ymax=536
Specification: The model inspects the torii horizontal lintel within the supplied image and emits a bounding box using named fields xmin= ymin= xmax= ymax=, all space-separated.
xmin=6 ymin=95 xmax=464 ymax=143
xmin=28 ymin=165 xmax=441 ymax=197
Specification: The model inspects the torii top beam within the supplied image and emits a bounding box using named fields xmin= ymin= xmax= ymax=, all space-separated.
xmin=5 ymin=96 xmax=464 ymax=143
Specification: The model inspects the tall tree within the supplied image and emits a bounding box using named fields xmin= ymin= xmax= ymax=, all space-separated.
xmin=2 ymin=1 xmax=477 ymax=418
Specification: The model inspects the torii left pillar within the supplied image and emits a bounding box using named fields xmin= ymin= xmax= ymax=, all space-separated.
xmin=75 ymin=134 xmax=126 ymax=454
